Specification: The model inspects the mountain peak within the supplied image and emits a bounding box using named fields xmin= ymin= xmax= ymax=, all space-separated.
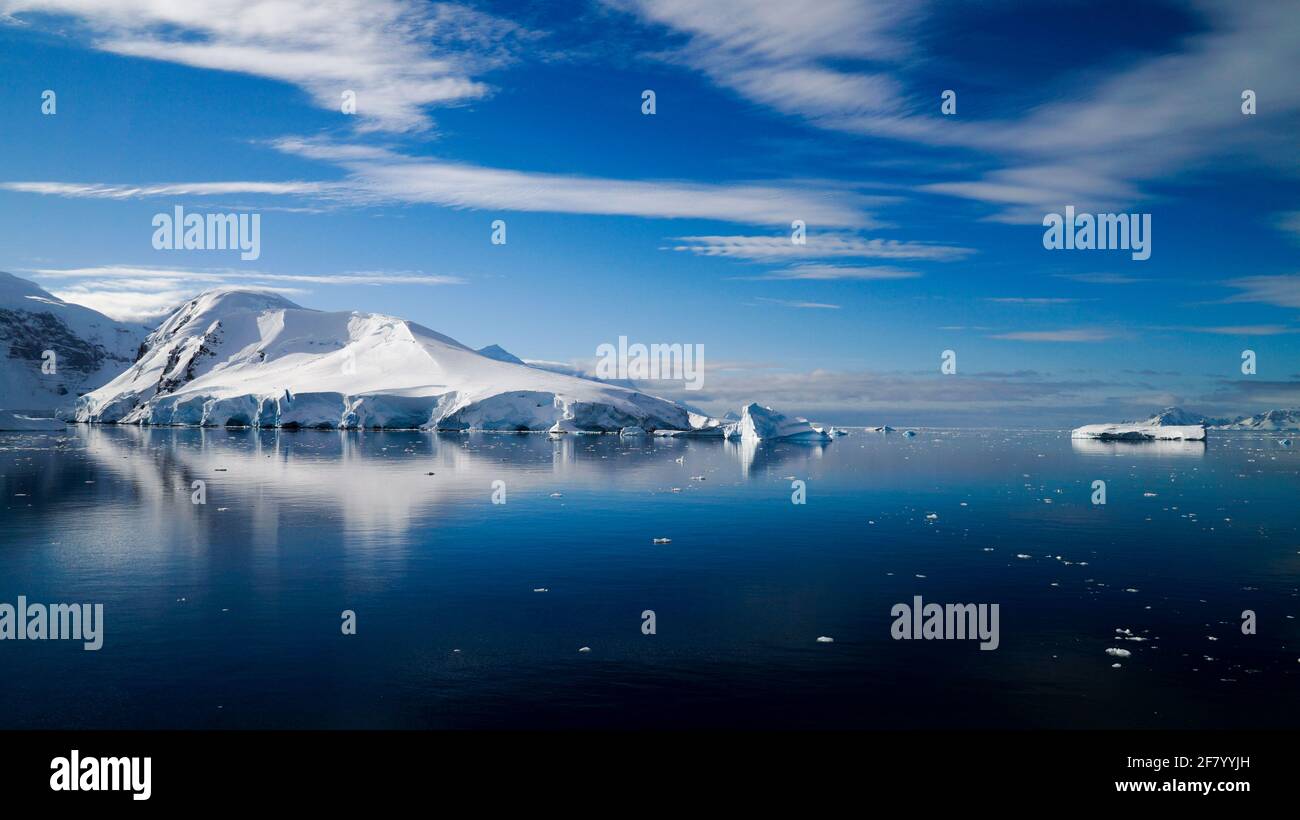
xmin=476 ymin=344 xmax=526 ymax=365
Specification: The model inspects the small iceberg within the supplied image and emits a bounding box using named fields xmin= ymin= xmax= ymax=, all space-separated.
xmin=902 ymin=430 xmax=917 ymax=438
xmin=724 ymin=403 xmax=832 ymax=442
xmin=870 ymin=425 xmax=895 ymax=432
xmin=0 ymin=411 xmax=66 ymax=431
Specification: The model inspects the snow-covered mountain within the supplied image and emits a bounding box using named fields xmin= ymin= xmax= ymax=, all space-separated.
xmin=1136 ymin=406 xmax=1300 ymax=431
xmin=475 ymin=344 xmax=526 ymax=365
xmin=76 ymin=288 xmax=694 ymax=431
xmin=1141 ymin=406 xmax=1230 ymax=427
xmin=0 ymin=272 xmax=145 ymax=415
xmin=1215 ymin=409 xmax=1300 ymax=431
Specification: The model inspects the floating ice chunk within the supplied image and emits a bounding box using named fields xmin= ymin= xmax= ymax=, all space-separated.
xmin=902 ymin=430 xmax=917 ymax=437
xmin=0 ymin=411 xmax=65 ymax=431
xmin=816 ymin=636 xmax=834 ymax=643
xmin=578 ymin=646 xmax=591 ymax=653
xmin=652 ymin=537 xmax=671 ymax=544
xmin=1105 ymin=647 xmax=1132 ymax=658
xmin=533 ymin=588 xmax=548 ymax=592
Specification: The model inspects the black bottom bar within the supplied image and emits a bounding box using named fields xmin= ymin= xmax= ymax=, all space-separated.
xmin=2 ymin=730 xmax=1286 ymax=807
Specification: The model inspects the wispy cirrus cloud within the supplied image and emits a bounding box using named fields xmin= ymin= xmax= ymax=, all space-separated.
xmin=2 ymin=139 xmax=877 ymax=228
xmin=1221 ymin=274 xmax=1300 ymax=308
xmin=736 ymin=264 xmax=921 ymax=281
xmin=0 ymin=181 xmax=329 ymax=199
xmin=612 ymin=1 xmax=1300 ymax=223
xmin=751 ymin=297 xmax=840 ymax=310
xmin=25 ymin=264 xmax=463 ymax=321
xmin=0 ymin=0 xmax=535 ymax=133
xmin=1273 ymin=210 xmax=1300 ymax=239
xmin=986 ymin=297 xmax=1087 ymax=305
xmin=1053 ymin=272 xmax=1151 ymax=285
xmin=667 ymin=232 xmax=973 ymax=261
xmin=989 ymin=329 xmax=1115 ymax=343
xmin=269 ymin=138 xmax=875 ymax=227
xmin=1188 ymin=324 xmax=1297 ymax=335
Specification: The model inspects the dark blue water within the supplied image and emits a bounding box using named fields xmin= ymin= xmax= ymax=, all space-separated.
xmin=2 ymin=426 xmax=1297 ymax=729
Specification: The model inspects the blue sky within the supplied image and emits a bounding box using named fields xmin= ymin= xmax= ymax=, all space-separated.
xmin=1 ymin=0 xmax=1297 ymax=425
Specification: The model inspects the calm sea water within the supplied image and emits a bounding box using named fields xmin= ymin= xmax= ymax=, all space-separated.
xmin=2 ymin=425 xmax=1297 ymax=729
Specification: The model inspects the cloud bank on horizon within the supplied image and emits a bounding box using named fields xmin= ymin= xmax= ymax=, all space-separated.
xmin=0 ymin=0 xmax=1297 ymax=424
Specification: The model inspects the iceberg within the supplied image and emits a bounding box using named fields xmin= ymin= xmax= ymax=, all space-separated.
xmin=725 ymin=403 xmax=832 ymax=442
xmin=1071 ymin=423 xmax=1206 ymax=441
xmin=0 ymin=410 xmax=66 ymax=431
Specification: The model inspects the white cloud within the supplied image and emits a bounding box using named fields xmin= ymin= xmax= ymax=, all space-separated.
xmin=26 ymin=264 xmax=463 ymax=321
xmin=751 ymin=297 xmax=840 ymax=309
xmin=989 ymin=329 xmax=1115 ymax=343
xmin=1276 ymin=211 xmax=1300 ymax=239
xmin=1 ymin=0 xmax=533 ymax=132
xmin=1222 ymin=274 xmax=1300 ymax=308
xmin=0 ymin=181 xmax=327 ymax=199
xmin=612 ymin=0 xmax=1300 ymax=221
xmin=986 ymin=297 xmax=1085 ymax=305
xmin=606 ymin=0 xmax=923 ymax=137
xmin=1053 ymin=273 xmax=1150 ymax=285
xmin=1 ymin=141 xmax=876 ymax=227
xmin=667 ymin=232 xmax=973 ymax=261
xmin=740 ymin=264 xmax=921 ymax=281
xmin=1190 ymin=324 xmax=1296 ymax=335
xmin=267 ymin=138 xmax=874 ymax=226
